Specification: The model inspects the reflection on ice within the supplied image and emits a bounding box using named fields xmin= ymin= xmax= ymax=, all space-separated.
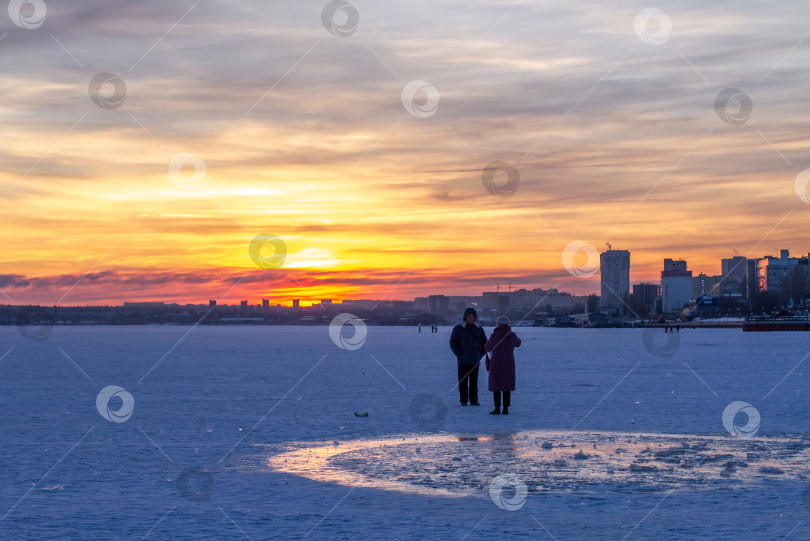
xmin=267 ymin=430 xmax=810 ymax=498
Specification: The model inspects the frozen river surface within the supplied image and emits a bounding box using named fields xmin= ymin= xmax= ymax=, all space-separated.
xmin=1 ymin=325 xmax=810 ymax=539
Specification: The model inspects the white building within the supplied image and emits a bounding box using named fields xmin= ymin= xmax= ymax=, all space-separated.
xmin=662 ymin=259 xmax=692 ymax=313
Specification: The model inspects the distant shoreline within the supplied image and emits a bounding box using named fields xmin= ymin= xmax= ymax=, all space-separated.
xmin=6 ymin=322 xmax=747 ymax=328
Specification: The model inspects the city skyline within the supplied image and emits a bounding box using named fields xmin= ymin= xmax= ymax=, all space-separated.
xmin=1 ymin=2 xmax=809 ymax=307
xmin=3 ymin=244 xmax=807 ymax=308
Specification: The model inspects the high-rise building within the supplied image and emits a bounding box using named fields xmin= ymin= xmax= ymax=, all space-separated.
xmin=721 ymin=256 xmax=759 ymax=298
xmin=757 ymin=250 xmax=809 ymax=293
xmin=633 ymin=283 xmax=659 ymax=304
xmin=509 ymin=289 xmax=532 ymax=310
xmin=662 ymin=259 xmax=692 ymax=313
xmin=427 ymin=295 xmax=450 ymax=313
xmin=693 ymin=273 xmax=722 ymax=298
xmin=600 ymin=248 xmax=630 ymax=311
xmin=482 ymin=291 xmax=509 ymax=311
xmin=630 ymin=282 xmax=659 ymax=315
xmin=745 ymin=258 xmax=760 ymax=298
xmin=262 ymin=299 xmax=270 ymax=309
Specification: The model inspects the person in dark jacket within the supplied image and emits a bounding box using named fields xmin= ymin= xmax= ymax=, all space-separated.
xmin=485 ymin=316 xmax=521 ymax=415
xmin=449 ymin=307 xmax=487 ymax=406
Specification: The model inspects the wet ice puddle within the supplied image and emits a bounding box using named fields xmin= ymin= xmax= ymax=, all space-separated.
xmin=263 ymin=430 xmax=810 ymax=498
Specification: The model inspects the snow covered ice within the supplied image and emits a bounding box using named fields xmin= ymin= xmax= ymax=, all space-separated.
xmin=2 ymin=325 xmax=810 ymax=539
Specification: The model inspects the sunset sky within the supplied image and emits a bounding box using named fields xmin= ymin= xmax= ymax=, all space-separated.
xmin=1 ymin=0 xmax=808 ymax=306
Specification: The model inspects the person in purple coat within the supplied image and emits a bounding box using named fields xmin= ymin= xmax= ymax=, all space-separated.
xmin=485 ymin=316 xmax=521 ymax=415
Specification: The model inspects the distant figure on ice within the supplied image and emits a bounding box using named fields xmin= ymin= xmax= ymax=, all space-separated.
xmin=485 ymin=316 xmax=521 ymax=415
xmin=418 ymin=323 xmax=422 ymax=333
xmin=449 ymin=307 xmax=486 ymax=406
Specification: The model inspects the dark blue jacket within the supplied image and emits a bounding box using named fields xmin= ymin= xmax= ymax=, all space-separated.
xmin=449 ymin=323 xmax=487 ymax=365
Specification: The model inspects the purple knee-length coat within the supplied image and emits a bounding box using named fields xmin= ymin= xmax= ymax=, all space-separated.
xmin=485 ymin=326 xmax=521 ymax=392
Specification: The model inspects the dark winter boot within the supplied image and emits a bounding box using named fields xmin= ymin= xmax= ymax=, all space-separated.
xmin=502 ymin=407 xmax=509 ymax=415
xmin=490 ymin=407 xmax=500 ymax=415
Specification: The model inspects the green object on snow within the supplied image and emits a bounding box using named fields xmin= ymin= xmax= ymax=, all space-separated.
xmin=354 ymin=411 xmax=369 ymax=417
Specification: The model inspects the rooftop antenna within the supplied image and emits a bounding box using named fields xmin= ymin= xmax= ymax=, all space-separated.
xmin=606 ymin=242 xmax=612 ymax=251
xmin=496 ymin=283 xmax=500 ymax=293
xmin=732 ymin=248 xmax=739 ymax=255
